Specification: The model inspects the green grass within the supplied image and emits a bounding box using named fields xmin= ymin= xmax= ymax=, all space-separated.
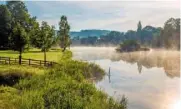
xmin=0 ymin=48 xmax=62 ymax=62
xmin=0 ymin=64 xmax=45 ymax=76
xmin=0 ymin=86 xmax=20 ymax=109
xmin=0 ymin=49 xmax=127 ymax=109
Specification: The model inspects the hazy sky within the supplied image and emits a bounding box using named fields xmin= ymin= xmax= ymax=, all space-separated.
xmin=11 ymin=1 xmax=181 ymax=31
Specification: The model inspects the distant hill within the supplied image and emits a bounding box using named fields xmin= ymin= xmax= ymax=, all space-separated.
xmin=70 ymin=29 xmax=110 ymax=38
xmin=55 ymin=29 xmax=110 ymax=38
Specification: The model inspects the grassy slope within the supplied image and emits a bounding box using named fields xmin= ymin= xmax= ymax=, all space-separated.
xmin=0 ymin=50 xmax=127 ymax=109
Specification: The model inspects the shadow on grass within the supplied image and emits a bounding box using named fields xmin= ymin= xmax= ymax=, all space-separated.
xmin=0 ymin=73 xmax=32 ymax=86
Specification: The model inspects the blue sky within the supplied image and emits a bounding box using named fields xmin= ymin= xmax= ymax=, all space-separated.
xmin=3 ymin=1 xmax=181 ymax=31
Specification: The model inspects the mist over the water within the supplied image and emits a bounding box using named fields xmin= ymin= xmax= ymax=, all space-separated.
xmin=70 ymin=46 xmax=180 ymax=109
xmin=71 ymin=46 xmax=180 ymax=76
xmin=70 ymin=46 xmax=116 ymax=60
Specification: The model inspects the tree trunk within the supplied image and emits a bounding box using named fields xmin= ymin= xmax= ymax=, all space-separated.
xmin=19 ymin=48 xmax=22 ymax=65
xmin=62 ymin=29 xmax=66 ymax=52
xmin=44 ymin=49 xmax=46 ymax=66
xmin=62 ymin=47 xmax=66 ymax=52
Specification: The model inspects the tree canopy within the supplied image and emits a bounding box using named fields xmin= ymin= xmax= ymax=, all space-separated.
xmin=58 ymin=15 xmax=71 ymax=52
xmin=0 ymin=5 xmax=12 ymax=49
xmin=36 ymin=21 xmax=55 ymax=52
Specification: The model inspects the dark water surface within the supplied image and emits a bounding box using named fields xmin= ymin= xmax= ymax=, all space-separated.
xmin=71 ymin=47 xmax=180 ymax=109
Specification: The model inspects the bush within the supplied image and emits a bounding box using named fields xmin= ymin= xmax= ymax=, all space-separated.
xmin=120 ymin=40 xmax=140 ymax=49
xmin=117 ymin=40 xmax=149 ymax=52
xmin=0 ymin=86 xmax=20 ymax=109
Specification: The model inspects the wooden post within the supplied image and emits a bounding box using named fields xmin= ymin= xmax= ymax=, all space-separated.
xmin=19 ymin=55 xmax=22 ymax=65
xmin=44 ymin=51 xmax=46 ymax=66
xmin=9 ymin=57 xmax=10 ymax=64
xmin=108 ymin=67 xmax=111 ymax=83
xmin=29 ymin=59 xmax=31 ymax=65
xmin=45 ymin=61 xmax=47 ymax=66
xmin=19 ymin=48 xmax=22 ymax=65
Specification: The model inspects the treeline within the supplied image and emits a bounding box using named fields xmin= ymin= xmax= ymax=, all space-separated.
xmin=0 ymin=1 xmax=71 ymax=61
xmin=70 ymin=29 xmax=110 ymax=38
xmin=72 ymin=18 xmax=180 ymax=49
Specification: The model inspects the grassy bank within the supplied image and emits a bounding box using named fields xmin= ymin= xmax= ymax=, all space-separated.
xmin=0 ymin=50 xmax=127 ymax=109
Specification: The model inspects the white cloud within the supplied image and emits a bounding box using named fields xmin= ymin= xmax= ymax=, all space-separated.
xmin=29 ymin=1 xmax=180 ymax=31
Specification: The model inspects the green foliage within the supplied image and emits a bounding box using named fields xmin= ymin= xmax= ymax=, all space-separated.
xmin=116 ymin=40 xmax=149 ymax=52
xmin=0 ymin=5 xmax=12 ymax=49
xmin=11 ymin=23 xmax=28 ymax=52
xmin=35 ymin=21 xmax=55 ymax=52
xmin=161 ymin=18 xmax=180 ymax=49
xmin=5 ymin=1 xmax=38 ymax=51
xmin=28 ymin=17 xmax=40 ymax=47
xmin=119 ymin=40 xmax=140 ymax=49
xmin=58 ymin=15 xmax=71 ymax=52
xmin=150 ymin=18 xmax=180 ymax=49
xmin=57 ymin=60 xmax=105 ymax=81
xmin=6 ymin=1 xmax=29 ymax=29
xmin=14 ymin=63 xmax=125 ymax=109
xmin=0 ymin=1 xmax=57 ymax=52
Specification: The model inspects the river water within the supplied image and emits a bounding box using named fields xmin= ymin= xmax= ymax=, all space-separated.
xmin=71 ymin=47 xmax=180 ymax=109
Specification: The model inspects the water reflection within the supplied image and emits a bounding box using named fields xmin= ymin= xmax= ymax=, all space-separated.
xmin=111 ymin=50 xmax=180 ymax=78
xmin=71 ymin=47 xmax=180 ymax=78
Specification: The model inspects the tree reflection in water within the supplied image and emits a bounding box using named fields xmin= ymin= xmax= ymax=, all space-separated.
xmin=111 ymin=49 xmax=180 ymax=78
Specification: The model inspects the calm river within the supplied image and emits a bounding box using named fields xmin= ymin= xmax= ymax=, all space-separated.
xmin=71 ymin=47 xmax=180 ymax=109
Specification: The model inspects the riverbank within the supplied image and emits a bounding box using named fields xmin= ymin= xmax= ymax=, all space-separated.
xmin=0 ymin=49 xmax=127 ymax=109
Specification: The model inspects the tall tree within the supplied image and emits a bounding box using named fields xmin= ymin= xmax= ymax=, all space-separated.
xmin=6 ymin=1 xmax=34 ymax=50
xmin=162 ymin=18 xmax=180 ymax=49
xmin=11 ymin=23 xmax=27 ymax=64
xmin=58 ymin=15 xmax=70 ymax=52
xmin=36 ymin=21 xmax=55 ymax=64
xmin=0 ymin=5 xmax=12 ymax=49
xmin=137 ymin=21 xmax=142 ymax=43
